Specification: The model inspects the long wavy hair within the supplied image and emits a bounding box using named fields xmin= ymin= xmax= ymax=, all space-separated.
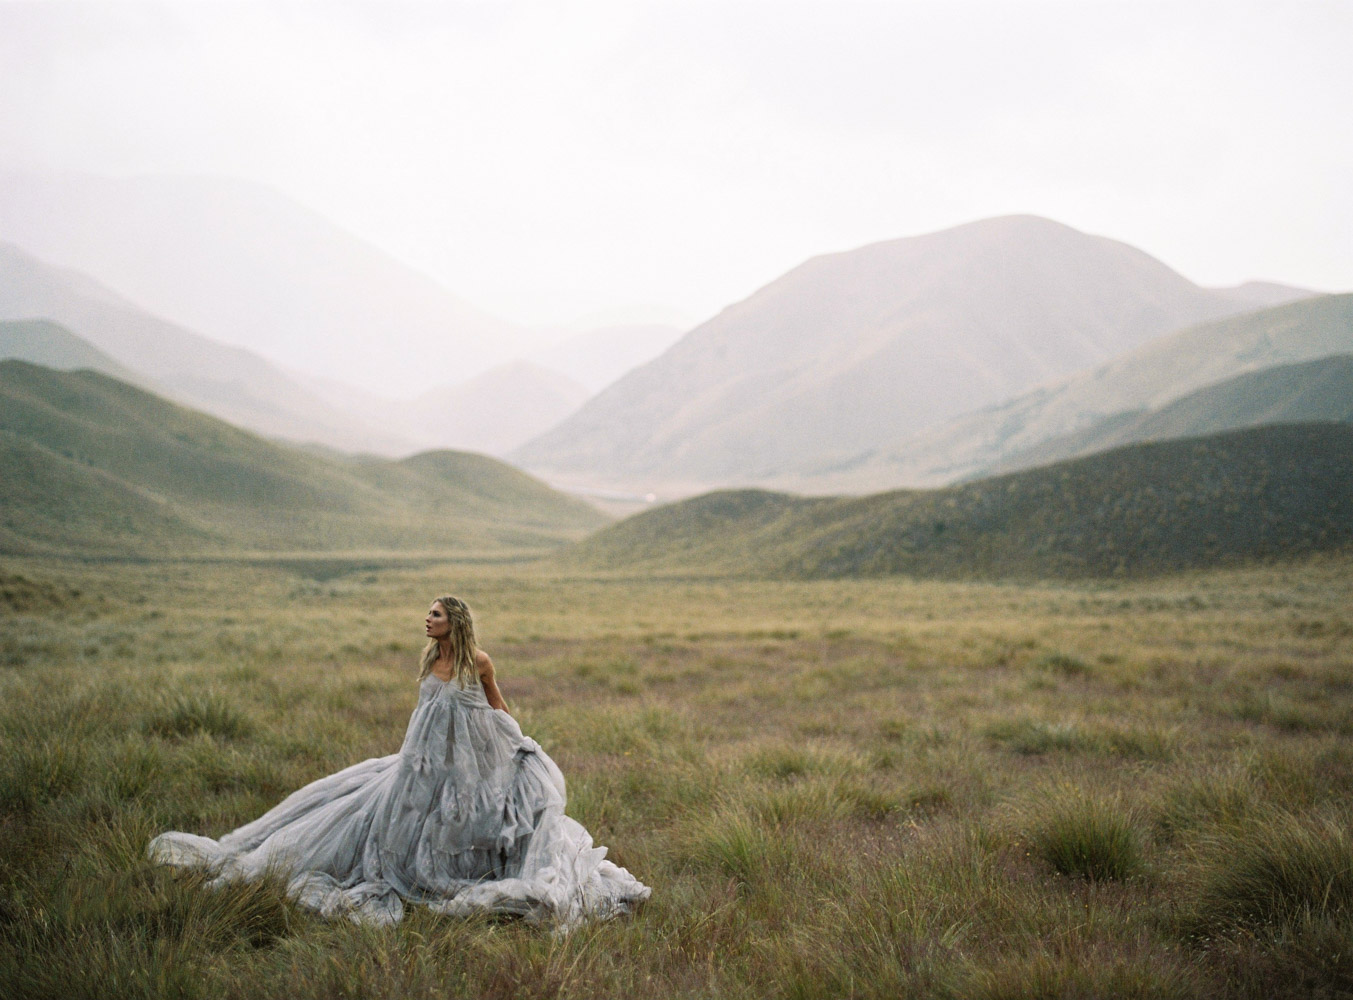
xmin=418 ymin=595 xmax=479 ymax=687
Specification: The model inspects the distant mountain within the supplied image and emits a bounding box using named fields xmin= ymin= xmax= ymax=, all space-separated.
xmin=0 ymin=318 xmax=139 ymax=382
xmin=818 ymin=293 xmax=1353 ymax=491
xmin=296 ymin=360 xmax=592 ymax=456
xmin=514 ymin=215 xmax=1316 ymax=493
xmin=1211 ymin=280 xmax=1320 ymax=310
xmin=989 ymin=354 xmax=1353 ymax=473
xmin=527 ymin=324 xmax=687 ymax=392
xmin=568 ymin=423 xmax=1353 ymax=579
xmin=0 ymin=170 xmax=523 ymax=396
xmin=0 ymin=360 xmax=606 ymax=556
xmin=0 ymin=242 xmax=414 ymax=454
xmin=408 ymin=361 xmax=591 ymax=455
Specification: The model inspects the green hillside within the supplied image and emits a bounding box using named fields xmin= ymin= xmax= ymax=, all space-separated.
xmin=811 ymin=292 xmax=1353 ymax=492
xmin=0 ymin=318 xmax=140 ymax=382
xmin=992 ymin=353 xmax=1353 ymax=473
xmin=0 ymin=360 xmax=607 ymax=556
xmin=570 ymin=423 xmax=1353 ymax=579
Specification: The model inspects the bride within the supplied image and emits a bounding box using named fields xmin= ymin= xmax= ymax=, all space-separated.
xmin=148 ymin=595 xmax=651 ymax=926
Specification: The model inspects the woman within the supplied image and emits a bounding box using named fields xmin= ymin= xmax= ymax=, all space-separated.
xmin=149 ymin=596 xmax=650 ymax=927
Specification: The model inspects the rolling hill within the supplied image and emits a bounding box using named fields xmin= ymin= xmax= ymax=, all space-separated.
xmin=568 ymin=423 xmax=1353 ymax=579
xmin=0 ymin=243 xmax=415 ymax=454
xmin=0 ymin=318 xmax=140 ymax=382
xmin=514 ymin=215 xmax=1316 ymax=493
xmin=0 ymin=170 xmax=524 ymax=396
xmin=813 ymin=293 xmax=1353 ymax=491
xmin=0 ymin=360 xmax=607 ymax=557
xmin=988 ymin=354 xmax=1353 ymax=474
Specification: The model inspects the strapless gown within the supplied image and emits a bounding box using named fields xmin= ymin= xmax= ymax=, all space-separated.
xmin=148 ymin=674 xmax=650 ymax=926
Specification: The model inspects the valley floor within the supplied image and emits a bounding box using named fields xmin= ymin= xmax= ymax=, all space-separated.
xmin=2 ymin=553 xmax=1351 ymax=998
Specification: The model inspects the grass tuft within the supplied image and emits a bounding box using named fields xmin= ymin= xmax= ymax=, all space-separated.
xmin=985 ymin=719 xmax=1085 ymax=755
xmin=1035 ymin=652 xmax=1094 ymax=677
xmin=1027 ymin=787 xmax=1143 ymax=881
xmin=144 ymin=692 xmax=255 ymax=741
xmin=0 ymin=738 xmax=87 ymax=815
xmin=689 ymin=805 xmax=795 ymax=888
xmin=1190 ymin=808 xmax=1353 ymax=933
xmin=1155 ymin=771 xmax=1256 ymax=838
xmin=985 ymin=718 xmax=1174 ymax=760
xmin=744 ymin=742 xmax=865 ymax=781
xmin=962 ymin=947 xmax=1202 ymax=1000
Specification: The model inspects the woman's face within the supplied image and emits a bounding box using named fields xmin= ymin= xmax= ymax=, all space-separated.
xmin=425 ymin=602 xmax=452 ymax=641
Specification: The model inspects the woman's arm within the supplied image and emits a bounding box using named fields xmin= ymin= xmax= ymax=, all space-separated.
xmin=476 ymin=649 xmax=509 ymax=714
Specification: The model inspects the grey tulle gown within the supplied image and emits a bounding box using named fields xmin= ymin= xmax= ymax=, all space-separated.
xmin=148 ymin=673 xmax=651 ymax=926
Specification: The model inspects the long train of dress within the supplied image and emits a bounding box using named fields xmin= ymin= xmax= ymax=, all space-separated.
xmin=148 ymin=674 xmax=650 ymax=926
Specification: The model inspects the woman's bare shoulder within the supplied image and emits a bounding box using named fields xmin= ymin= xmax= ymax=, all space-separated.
xmin=475 ymin=648 xmax=494 ymax=674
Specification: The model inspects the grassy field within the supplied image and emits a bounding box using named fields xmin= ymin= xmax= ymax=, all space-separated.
xmin=2 ymin=552 xmax=1352 ymax=998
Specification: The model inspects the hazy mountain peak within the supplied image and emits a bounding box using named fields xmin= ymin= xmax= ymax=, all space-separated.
xmin=401 ymin=360 xmax=591 ymax=456
xmin=0 ymin=169 xmax=524 ymax=396
xmin=525 ymin=323 xmax=687 ymax=392
xmin=416 ymin=359 xmax=588 ymax=406
xmin=0 ymin=240 xmax=417 ymax=453
xmin=513 ymin=215 xmax=1288 ymax=494
xmin=1209 ymin=280 xmax=1320 ymax=309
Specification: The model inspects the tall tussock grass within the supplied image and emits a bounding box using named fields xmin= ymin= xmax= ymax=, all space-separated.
xmin=1155 ymin=769 xmax=1257 ymax=839
xmin=1188 ymin=807 xmax=1353 ymax=934
xmin=985 ymin=717 xmax=1175 ymax=760
xmin=962 ymin=946 xmax=1205 ymax=1000
xmin=0 ymin=736 xmax=87 ymax=815
xmin=1035 ymin=651 xmax=1095 ymax=678
xmin=144 ymin=691 xmax=255 ymax=741
xmin=3 ymin=861 xmax=300 ymax=999
xmin=1022 ymin=786 xmax=1144 ymax=881
xmin=687 ymin=803 xmax=797 ymax=889
xmin=769 ymin=828 xmax=994 ymax=1000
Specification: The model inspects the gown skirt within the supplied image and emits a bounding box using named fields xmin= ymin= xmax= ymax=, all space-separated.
xmin=148 ymin=674 xmax=651 ymax=926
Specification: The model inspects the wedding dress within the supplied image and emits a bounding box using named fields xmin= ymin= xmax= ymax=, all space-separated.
xmin=148 ymin=673 xmax=651 ymax=926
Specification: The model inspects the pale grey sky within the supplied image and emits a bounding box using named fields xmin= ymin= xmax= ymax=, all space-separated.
xmin=1 ymin=0 xmax=1349 ymax=327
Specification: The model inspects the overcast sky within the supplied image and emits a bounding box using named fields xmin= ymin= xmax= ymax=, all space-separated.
xmin=1 ymin=0 xmax=1349 ymax=328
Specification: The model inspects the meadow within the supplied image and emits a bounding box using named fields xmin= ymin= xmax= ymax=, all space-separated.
xmin=2 ymin=552 xmax=1351 ymax=998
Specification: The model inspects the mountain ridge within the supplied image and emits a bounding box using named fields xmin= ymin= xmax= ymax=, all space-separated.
xmin=0 ymin=243 xmax=417 ymax=454
xmin=514 ymin=215 xmax=1318 ymax=492
xmin=808 ymin=292 xmax=1353 ymax=492
xmin=0 ymin=170 xmax=525 ymax=396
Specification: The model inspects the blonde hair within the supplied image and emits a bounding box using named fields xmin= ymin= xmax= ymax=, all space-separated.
xmin=418 ymin=596 xmax=479 ymax=686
